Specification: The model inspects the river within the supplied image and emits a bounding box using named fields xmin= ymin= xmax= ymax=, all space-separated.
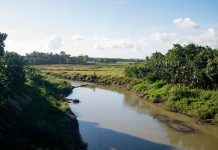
xmin=67 ymin=81 xmax=218 ymax=150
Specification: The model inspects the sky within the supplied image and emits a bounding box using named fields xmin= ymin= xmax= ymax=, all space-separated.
xmin=0 ymin=0 xmax=218 ymax=58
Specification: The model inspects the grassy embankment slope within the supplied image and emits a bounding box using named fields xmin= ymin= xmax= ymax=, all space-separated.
xmin=38 ymin=64 xmax=218 ymax=123
xmin=0 ymin=73 xmax=87 ymax=150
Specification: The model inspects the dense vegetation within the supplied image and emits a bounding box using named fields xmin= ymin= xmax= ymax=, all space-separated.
xmin=0 ymin=32 xmax=86 ymax=149
xmin=125 ymin=44 xmax=218 ymax=89
xmin=132 ymin=80 xmax=218 ymax=122
xmin=0 ymin=72 xmax=87 ymax=149
xmin=24 ymin=51 xmax=142 ymax=65
xmin=0 ymin=33 xmax=26 ymax=101
xmin=25 ymin=51 xmax=89 ymax=65
xmin=124 ymin=44 xmax=218 ymax=122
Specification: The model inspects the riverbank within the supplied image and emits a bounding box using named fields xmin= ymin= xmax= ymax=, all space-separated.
xmin=0 ymin=73 xmax=87 ymax=150
xmin=38 ymin=64 xmax=218 ymax=124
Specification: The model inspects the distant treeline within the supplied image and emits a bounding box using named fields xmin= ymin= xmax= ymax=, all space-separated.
xmin=125 ymin=44 xmax=218 ymax=89
xmin=24 ymin=51 xmax=143 ymax=65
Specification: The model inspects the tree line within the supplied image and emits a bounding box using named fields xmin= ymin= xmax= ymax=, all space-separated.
xmin=125 ymin=44 xmax=218 ymax=89
xmin=25 ymin=51 xmax=89 ymax=65
xmin=24 ymin=51 xmax=142 ymax=65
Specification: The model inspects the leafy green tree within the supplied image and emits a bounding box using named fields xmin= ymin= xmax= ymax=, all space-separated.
xmin=125 ymin=44 xmax=218 ymax=89
xmin=0 ymin=33 xmax=7 ymax=77
xmin=0 ymin=33 xmax=7 ymax=57
xmin=0 ymin=32 xmax=9 ymax=100
xmin=2 ymin=52 xmax=25 ymax=90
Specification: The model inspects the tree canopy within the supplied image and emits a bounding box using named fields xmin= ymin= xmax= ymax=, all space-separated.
xmin=125 ymin=44 xmax=218 ymax=89
xmin=24 ymin=51 xmax=142 ymax=65
xmin=0 ymin=33 xmax=25 ymax=101
xmin=0 ymin=33 xmax=7 ymax=57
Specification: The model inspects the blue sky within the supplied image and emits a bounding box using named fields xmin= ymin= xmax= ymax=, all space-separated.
xmin=0 ymin=0 xmax=218 ymax=58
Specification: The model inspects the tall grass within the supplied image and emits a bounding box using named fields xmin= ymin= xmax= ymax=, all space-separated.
xmin=133 ymin=81 xmax=218 ymax=121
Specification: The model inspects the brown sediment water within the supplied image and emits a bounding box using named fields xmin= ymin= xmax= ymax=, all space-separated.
xmin=67 ymin=81 xmax=218 ymax=150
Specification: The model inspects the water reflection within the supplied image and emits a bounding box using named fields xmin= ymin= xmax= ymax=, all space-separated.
xmin=79 ymin=120 xmax=177 ymax=150
xmin=121 ymin=87 xmax=218 ymax=150
xmin=67 ymin=83 xmax=218 ymax=150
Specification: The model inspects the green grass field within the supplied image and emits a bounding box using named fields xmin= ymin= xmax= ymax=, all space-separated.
xmin=37 ymin=64 xmax=126 ymax=77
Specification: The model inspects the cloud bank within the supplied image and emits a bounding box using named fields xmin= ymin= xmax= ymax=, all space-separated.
xmin=173 ymin=18 xmax=199 ymax=28
xmin=47 ymin=35 xmax=62 ymax=49
xmin=4 ymin=17 xmax=218 ymax=58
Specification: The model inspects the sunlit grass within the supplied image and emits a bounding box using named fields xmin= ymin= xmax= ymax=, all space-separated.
xmin=37 ymin=64 xmax=125 ymax=77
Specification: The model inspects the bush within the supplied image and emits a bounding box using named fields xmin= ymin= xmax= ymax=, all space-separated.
xmin=124 ymin=44 xmax=218 ymax=89
xmin=151 ymin=80 xmax=167 ymax=89
xmin=167 ymin=85 xmax=199 ymax=101
xmin=144 ymin=72 xmax=159 ymax=82
xmin=1 ymin=52 xmax=25 ymax=90
xmin=133 ymin=82 xmax=148 ymax=92
xmin=59 ymin=101 xmax=70 ymax=113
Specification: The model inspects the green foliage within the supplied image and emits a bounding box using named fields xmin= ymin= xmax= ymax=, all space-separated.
xmin=0 ymin=32 xmax=86 ymax=149
xmin=28 ymin=72 xmax=72 ymax=97
xmin=0 ymin=32 xmax=7 ymax=57
xmin=133 ymin=81 xmax=148 ymax=92
xmin=0 ymin=33 xmax=26 ymax=101
xmin=86 ymin=72 xmax=97 ymax=82
xmin=125 ymin=44 xmax=218 ymax=89
xmin=123 ymin=44 xmax=218 ymax=120
xmin=131 ymin=79 xmax=218 ymax=120
xmin=0 ymin=79 xmax=85 ymax=149
xmin=1 ymin=52 xmax=25 ymax=90
xmin=0 ymin=81 xmax=12 ymax=101
xmin=24 ymin=51 xmax=90 ymax=65
xmin=124 ymin=64 xmax=147 ymax=78
xmin=132 ymin=80 xmax=167 ymax=103
xmin=151 ymin=80 xmax=167 ymax=89
xmin=59 ymin=101 xmax=70 ymax=113
xmin=25 ymin=66 xmax=44 ymax=85
xmin=144 ymin=72 xmax=159 ymax=82
xmin=164 ymin=86 xmax=218 ymax=119
xmin=167 ymin=85 xmax=199 ymax=101
xmin=24 ymin=51 xmax=142 ymax=65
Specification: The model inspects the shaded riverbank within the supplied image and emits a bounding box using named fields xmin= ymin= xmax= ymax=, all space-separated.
xmin=0 ymin=75 xmax=87 ymax=150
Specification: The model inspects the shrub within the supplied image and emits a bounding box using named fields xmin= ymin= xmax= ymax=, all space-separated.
xmin=167 ymin=85 xmax=199 ymax=101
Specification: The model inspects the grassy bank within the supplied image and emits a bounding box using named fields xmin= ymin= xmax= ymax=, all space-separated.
xmin=0 ymin=73 xmax=87 ymax=150
xmin=38 ymin=64 xmax=218 ymax=123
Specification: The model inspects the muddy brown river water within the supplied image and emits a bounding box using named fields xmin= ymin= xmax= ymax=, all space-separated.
xmin=67 ymin=81 xmax=218 ymax=150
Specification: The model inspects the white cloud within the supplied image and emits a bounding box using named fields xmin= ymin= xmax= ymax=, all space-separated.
xmin=150 ymin=32 xmax=176 ymax=42
xmin=173 ymin=18 xmax=199 ymax=28
xmin=187 ymin=28 xmax=218 ymax=47
xmin=71 ymin=35 xmax=86 ymax=41
xmin=5 ymin=39 xmax=44 ymax=55
xmin=94 ymin=39 xmax=134 ymax=50
xmin=69 ymin=35 xmax=146 ymax=51
xmin=47 ymin=35 xmax=62 ymax=49
xmin=4 ymin=28 xmax=218 ymax=58
xmin=5 ymin=35 xmax=64 ymax=55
